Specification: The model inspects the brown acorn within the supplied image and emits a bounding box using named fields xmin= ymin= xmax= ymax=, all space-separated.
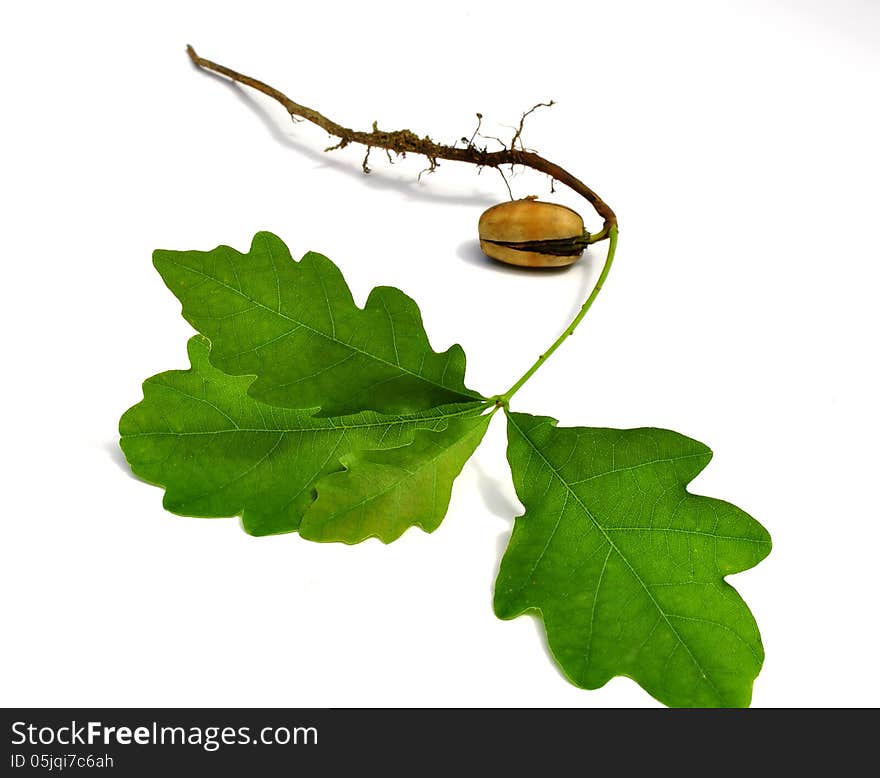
xmin=478 ymin=197 xmax=587 ymax=268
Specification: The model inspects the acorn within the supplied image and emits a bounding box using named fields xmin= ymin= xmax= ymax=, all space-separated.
xmin=478 ymin=196 xmax=588 ymax=268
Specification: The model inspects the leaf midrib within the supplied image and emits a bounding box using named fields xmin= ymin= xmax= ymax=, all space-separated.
xmin=123 ymin=398 xmax=487 ymax=439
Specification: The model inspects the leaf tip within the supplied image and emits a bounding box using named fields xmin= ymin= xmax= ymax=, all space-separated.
xmin=250 ymin=230 xmax=288 ymax=254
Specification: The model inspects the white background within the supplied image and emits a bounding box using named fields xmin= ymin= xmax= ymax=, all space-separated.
xmin=1 ymin=0 xmax=878 ymax=707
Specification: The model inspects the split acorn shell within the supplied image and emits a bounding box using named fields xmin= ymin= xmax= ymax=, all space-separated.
xmin=478 ymin=197 xmax=586 ymax=268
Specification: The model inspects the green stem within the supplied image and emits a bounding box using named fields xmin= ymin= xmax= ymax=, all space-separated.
xmin=586 ymin=226 xmax=611 ymax=244
xmin=500 ymin=226 xmax=619 ymax=404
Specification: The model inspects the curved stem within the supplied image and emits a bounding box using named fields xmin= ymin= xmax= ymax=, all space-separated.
xmin=500 ymin=226 xmax=619 ymax=404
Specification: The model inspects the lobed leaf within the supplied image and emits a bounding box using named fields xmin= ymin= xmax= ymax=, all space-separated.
xmin=119 ymin=335 xmax=487 ymax=536
xmin=152 ymin=232 xmax=484 ymax=416
xmin=496 ymin=411 xmax=771 ymax=708
xmin=300 ymin=413 xmax=493 ymax=544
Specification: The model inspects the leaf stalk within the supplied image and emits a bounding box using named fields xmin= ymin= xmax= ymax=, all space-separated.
xmin=500 ymin=226 xmax=618 ymax=404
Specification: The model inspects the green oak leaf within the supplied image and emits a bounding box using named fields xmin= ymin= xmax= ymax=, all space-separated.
xmin=300 ymin=412 xmax=493 ymax=544
xmin=152 ymin=232 xmax=483 ymax=416
xmin=119 ymin=335 xmax=487 ymax=536
xmin=496 ymin=411 xmax=771 ymax=708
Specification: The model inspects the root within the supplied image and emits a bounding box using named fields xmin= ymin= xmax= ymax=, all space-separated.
xmin=185 ymin=45 xmax=616 ymax=239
